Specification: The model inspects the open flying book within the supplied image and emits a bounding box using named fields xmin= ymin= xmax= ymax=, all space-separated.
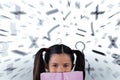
xmin=41 ymin=71 xmax=83 ymax=80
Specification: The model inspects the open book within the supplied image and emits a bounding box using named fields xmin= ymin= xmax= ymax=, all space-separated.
xmin=41 ymin=71 xmax=83 ymax=80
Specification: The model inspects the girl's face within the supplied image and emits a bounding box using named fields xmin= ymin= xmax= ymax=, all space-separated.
xmin=47 ymin=53 xmax=73 ymax=73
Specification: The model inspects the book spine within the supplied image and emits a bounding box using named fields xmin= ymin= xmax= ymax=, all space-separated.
xmin=61 ymin=73 xmax=64 ymax=80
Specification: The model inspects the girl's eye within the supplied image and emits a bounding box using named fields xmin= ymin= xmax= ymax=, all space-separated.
xmin=52 ymin=64 xmax=58 ymax=67
xmin=64 ymin=64 xmax=69 ymax=68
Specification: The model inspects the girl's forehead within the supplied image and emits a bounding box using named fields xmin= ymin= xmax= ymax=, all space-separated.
xmin=49 ymin=53 xmax=71 ymax=62
xmin=50 ymin=53 xmax=70 ymax=57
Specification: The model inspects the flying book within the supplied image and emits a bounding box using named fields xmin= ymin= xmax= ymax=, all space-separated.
xmin=41 ymin=71 xmax=83 ymax=80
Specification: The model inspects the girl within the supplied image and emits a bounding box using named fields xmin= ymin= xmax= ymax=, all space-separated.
xmin=33 ymin=44 xmax=85 ymax=80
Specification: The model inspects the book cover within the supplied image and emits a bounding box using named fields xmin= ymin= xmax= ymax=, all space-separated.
xmin=41 ymin=71 xmax=83 ymax=80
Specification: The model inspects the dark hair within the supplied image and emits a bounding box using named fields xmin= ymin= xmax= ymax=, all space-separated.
xmin=33 ymin=44 xmax=85 ymax=80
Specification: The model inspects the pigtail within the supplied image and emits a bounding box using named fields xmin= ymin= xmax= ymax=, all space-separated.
xmin=73 ymin=50 xmax=85 ymax=80
xmin=33 ymin=48 xmax=46 ymax=80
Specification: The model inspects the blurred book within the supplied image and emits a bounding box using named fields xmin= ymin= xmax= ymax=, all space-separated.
xmin=41 ymin=71 xmax=83 ymax=80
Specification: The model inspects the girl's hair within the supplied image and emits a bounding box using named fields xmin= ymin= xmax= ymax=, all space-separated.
xmin=33 ymin=44 xmax=85 ymax=80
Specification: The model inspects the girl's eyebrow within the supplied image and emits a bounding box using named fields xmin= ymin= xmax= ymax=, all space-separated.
xmin=50 ymin=63 xmax=57 ymax=64
xmin=63 ymin=63 xmax=71 ymax=64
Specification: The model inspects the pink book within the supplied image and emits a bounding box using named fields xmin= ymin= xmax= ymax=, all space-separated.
xmin=41 ymin=71 xmax=83 ymax=80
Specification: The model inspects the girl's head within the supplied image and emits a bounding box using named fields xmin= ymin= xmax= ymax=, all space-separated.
xmin=33 ymin=44 xmax=85 ymax=80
